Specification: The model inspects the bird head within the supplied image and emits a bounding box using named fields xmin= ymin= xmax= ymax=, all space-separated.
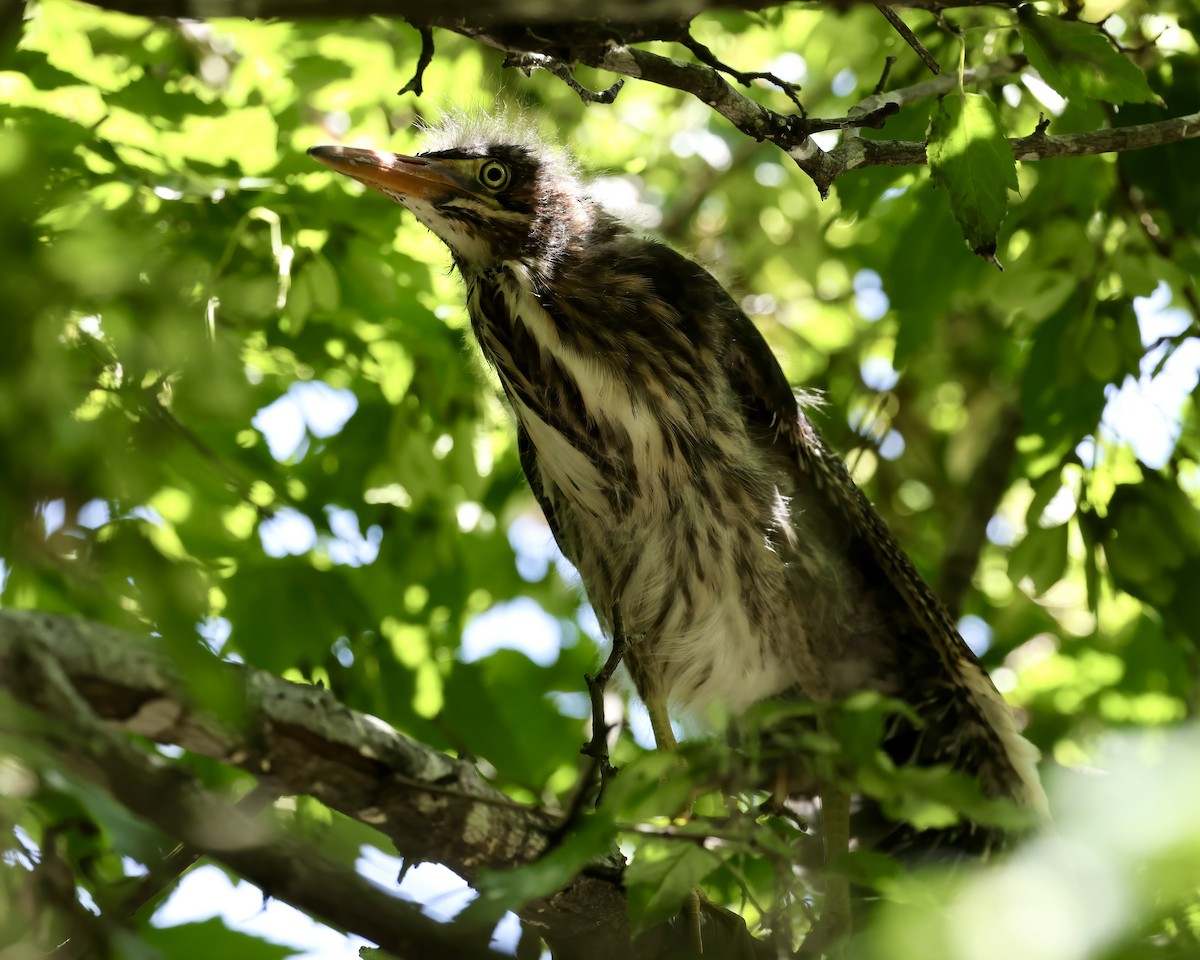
xmin=308 ymin=127 xmax=593 ymax=275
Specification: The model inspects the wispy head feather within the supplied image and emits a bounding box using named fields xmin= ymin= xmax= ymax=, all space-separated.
xmin=417 ymin=108 xmax=581 ymax=185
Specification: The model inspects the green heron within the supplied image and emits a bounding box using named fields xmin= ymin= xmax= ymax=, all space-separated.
xmin=309 ymin=118 xmax=1047 ymax=944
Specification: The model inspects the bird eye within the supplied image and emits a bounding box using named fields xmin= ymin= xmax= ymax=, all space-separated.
xmin=478 ymin=160 xmax=510 ymax=191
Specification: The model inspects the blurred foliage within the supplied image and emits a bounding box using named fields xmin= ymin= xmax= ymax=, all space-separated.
xmin=2 ymin=0 xmax=1200 ymax=957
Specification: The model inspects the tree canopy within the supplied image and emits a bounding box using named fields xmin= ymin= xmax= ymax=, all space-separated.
xmin=2 ymin=0 xmax=1200 ymax=957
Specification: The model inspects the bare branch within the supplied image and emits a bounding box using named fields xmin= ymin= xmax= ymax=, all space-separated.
xmin=1008 ymin=112 xmax=1200 ymax=160
xmin=580 ymin=605 xmax=629 ymax=804
xmin=504 ymin=52 xmax=625 ymax=103
xmin=8 ymin=627 xmax=505 ymax=960
xmin=847 ymin=55 xmax=1027 ymax=121
xmin=577 ymin=41 xmax=883 ymax=139
xmin=575 ymin=43 xmax=795 ymax=143
xmin=873 ymin=2 xmax=939 ymax=75
xmin=64 ymin=0 xmax=1194 ymax=198
xmin=397 ymin=25 xmax=435 ymax=96
xmin=70 ymin=0 xmax=1049 ymax=23
xmin=0 ymin=610 xmax=635 ymax=959
xmin=563 ymin=43 xmax=1200 ymax=197
xmin=680 ymin=33 xmax=805 ymax=111
xmin=887 ymin=0 xmax=1021 ymax=8
xmin=870 ymin=55 xmax=897 ymax=96
xmin=814 ymin=110 xmax=1200 ymax=194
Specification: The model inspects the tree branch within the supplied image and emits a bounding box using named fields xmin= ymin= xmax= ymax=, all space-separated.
xmin=7 ymin=627 xmax=504 ymax=960
xmin=68 ymin=0 xmax=1047 ymax=23
xmin=845 ymin=55 xmax=1027 ymax=123
xmin=873 ymin=2 xmax=939 ymax=75
xmin=679 ymin=31 xmax=805 ymax=110
xmin=49 ymin=783 xmax=281 ymax=960
xmin=568 ymin=38 xmax=1200 ymax=195
xmin=0 ymin=610 xmax=635 ymax=959
xmin=814 ymin=110 xmax=1200 ymax=195
xmin=397 ymin=24 xmax=435 ymax=96
xmin=504 ymin=52 xmax=625 ymax=103
xmin=577 ymin=42 xmax=789 ymax=141
xmin=64 ymin=0 xmax=1200 ymax=196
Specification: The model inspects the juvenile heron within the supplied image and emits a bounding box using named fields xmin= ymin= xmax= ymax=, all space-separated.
xmin=309 ymin=119 xmax=1046 ymax=942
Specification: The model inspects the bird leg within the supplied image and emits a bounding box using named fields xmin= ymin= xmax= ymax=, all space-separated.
xmin=646 ymin=689 xmax=679 ymax=752
xmin=643 ymin=684 xmax=706 ymax=953
xmin=800 ymin=784 xmax=852 ymax=957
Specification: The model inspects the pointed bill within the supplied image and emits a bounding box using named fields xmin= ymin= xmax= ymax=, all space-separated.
xmin=307 ymin=145 xmax=466 ymax=201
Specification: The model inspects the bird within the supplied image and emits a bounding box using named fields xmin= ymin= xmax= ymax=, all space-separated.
xmin=309 ymin=116 xmax=1047 ymax=943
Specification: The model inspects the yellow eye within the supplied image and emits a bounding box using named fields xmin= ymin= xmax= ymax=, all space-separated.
xmin=478 ymin=160 xmax=510 ymax=191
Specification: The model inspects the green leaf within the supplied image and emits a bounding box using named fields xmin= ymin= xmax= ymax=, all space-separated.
xmin=1117 ymin=58 xmax=1200 ymax=231
xmin=462 ymin=812 xmax=618 ymax=926
xmin=862 ymin=764 xmax=1032 ymax=832
xmin=10 ymin=50 xmax=88 ymax=90
xmin=602 ymin=751 xmax=697 ymax=822
xmin=875 ymin=182 xmax=984 ymax=366
xmin=105 ymin=73 xmax=224 ymax=123
xmin=442 ymin=649 xmax=584 ymax=789
xmin=625 ymin=840 xmax=720 ymax=935
xmin=1008 ymin=522 xmax=1070 ymax=595
xmin=1026 ymin=470 xmax=1065 ymax=529
xmin=927 ymin=94 xmax=1017 ymax=262
xmin=142 ymin=918 xmax=300 ymax=960
xmin=1082 ymin=317 xmax=1119 ymax=382
xmin=1020 ymin=10 xmax=1159 ymax=105
xmin=303 ymin=254 xmax=341 ymax=313
xmin=833 ymin=849 xmax=904 ymax=890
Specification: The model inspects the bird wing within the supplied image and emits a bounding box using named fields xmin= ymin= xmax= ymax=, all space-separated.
xmin=517 ymin=423 xmax=567 ymax=553
xmin=722 ymin=305 xmax=1046 ymax=813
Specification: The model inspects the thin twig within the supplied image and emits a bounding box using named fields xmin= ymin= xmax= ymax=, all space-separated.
xmin=874 ymin=3 xmax=940 ymax=74
xmin=397 ymin=25 xmax=435 ymax=96
xmin=571 ymin=42 xmax=1181 ymax=197
xmin=846 ymin=54 xmax=1026 ymax=122
xmin=681 ymin=34 xmax=805 ymax=112
xmin=871 ymin=55 xmax=897 ymax=96
xmin=581 ymin=606 xmax=629 ymax=804
xmin=503 ymin=52 xmax=624 ymax=104
xmin=70 ymin=0 xmax=1069 ymax=19
xmin=547 ymin=608 xmax=629 ymax=846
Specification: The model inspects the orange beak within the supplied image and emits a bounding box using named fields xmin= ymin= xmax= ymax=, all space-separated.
xmin=307 ymin=145 xmax=467 ymax=201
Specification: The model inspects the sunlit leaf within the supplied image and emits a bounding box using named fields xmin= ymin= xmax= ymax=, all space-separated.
xmin=927 ymin=94 xmax=1017 ymax=262
xmin=142 ymin=918 xmax=300 ymax=959
xmin=1020 ymin=9 xmax=1159 ymax=106
xmin=1008 ymin=523 xmax=1070 ymax=596
xmin=625 ymin=840 xmax=720 ymax=935
xmin=463 ymin=811 xmax=618 ymax=925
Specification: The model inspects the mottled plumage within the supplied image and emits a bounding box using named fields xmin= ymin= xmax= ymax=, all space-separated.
xmin=309 ymin=120 xmax=1047 ymax=848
